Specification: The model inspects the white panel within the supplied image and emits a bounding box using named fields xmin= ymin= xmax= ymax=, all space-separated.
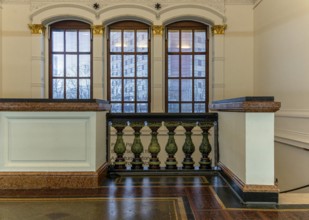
xmin=8 ymin=118 xmax=88 ymax=161
xmin=246 ymin=113 xmax=274 ymax=185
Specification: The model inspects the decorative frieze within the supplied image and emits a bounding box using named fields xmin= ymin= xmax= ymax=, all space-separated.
xmin=28 ymin=24 xmax=46 ymax=34
xmin=152 ymin=25 xmax=163 ymax=35
xmin=91 ymin=25 xmax=104 ymax=35
xmin=211 ymin=24 xmax=227 ymax=35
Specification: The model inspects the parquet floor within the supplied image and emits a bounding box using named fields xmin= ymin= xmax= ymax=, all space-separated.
xmin=0 ymin=174 xmax=308 ymax=219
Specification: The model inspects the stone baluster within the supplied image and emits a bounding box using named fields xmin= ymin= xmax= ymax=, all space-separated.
xmin=199 ymin=122 xmax=213 ymax=170
xmin=112 ymin=122 xmax=127 ymax=170
xmin=164 ymin=121 xmax=179 ymax=169
xmin=147 ymin=122 xmax=161 ymax=170
xmin=130 ymin=121 xmax=145 ymax=170
xmin=182 ymin=122 xmax=196 ymax=169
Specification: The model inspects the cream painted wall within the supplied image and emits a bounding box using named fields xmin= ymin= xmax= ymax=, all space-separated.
xmin=224 ymin=5 xmax=254 ymax=99
xmin=2 ymin=4 xmax=32 ymax=98
xmin=0 ymin=1 xmax=2 ymax=97
xmin=254 ymin=0 xmax=309 ymax=192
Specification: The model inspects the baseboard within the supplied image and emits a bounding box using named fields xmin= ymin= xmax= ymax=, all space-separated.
xmin=218 ymin=162 xmax=279 ymax=204
xmin=0 ymin=163 xmax=109 ymax=189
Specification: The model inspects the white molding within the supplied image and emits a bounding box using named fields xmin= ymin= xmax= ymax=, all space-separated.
xmin=276 ymin=109 xmax=309 ymax=119
xmin=275 ymin=129 xmax=309 ymax=151
xmin=31 ymin=82 xmax=44 ymax=87
xmin=225 ymin=0 xmax=256 ymax=5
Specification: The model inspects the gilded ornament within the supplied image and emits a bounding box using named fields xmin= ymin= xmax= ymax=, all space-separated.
xmin=152 ymin=25 xmax=163 ymax=35
xmin=91 ymin=25 xmax=104 ymax=35
xmin=28 ymin=24 xmax=46 ymax=34
xmin=211 ymin=24 xmax=227 ymax=35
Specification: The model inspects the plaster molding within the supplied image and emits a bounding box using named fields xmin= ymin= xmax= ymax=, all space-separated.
xmin=91 ymin=25 xmax=104 ymax=35
xmin=28 ymin=24 xmax=46 ymax=34
xmin=276 ymin=109 xmax=309 ymax=119
xmin=152 ymin=25 xmax=163 ymax=35
xmin=275 ymin=129 xmax=309 ymax=151
xmin=224 ymin=0 xmax=257 ymax=5
xmin=211 ymin=24 xmax=227 ymax=35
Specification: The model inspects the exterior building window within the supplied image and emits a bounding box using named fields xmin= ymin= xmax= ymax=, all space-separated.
xmin=166 ymin=21 xmax=209 ymax=113
xmin=107 ymin=21 xmax=150 ymax=113
xmin=49 ymin=20 xmax=92 ymax=99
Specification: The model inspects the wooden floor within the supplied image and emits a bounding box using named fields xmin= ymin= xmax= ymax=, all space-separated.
xmin=0 ymin=173 xmax=308 ymax=219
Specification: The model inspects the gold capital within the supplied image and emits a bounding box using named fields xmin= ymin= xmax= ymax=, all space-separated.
xmin=91 ymin=25 xmax=104 ymax=35
xmin=28 ymin=24 xmax=46 ymax=34
xmin=152 ymin=25 xmax=164 ymax=35
xmin=211 ymin=25 xmax=227 ymax=35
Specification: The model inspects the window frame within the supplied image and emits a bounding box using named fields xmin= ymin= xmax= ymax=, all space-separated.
xmin=107 ymin=21 xmax=151 ymax=113
xmin=165 ymin=21 xmax=209 ymax=113
xmin=49 ymin=20 xmax=93 ymax=99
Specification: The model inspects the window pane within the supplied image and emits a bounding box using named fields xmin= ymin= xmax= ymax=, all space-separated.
xmin=66 ymin=31 xmax=77 ymax=52
xmin=124 ymin=103 xmax=135 ymax=113
xmin=181 ymin=79 xmax=192 ymax=101
xmin=53 ymin=55 xmax=64 ymax=77
xmin=124 ymin=55 xmax=135 ymax=77
xmin=137 ymin=79 xmax=147 ymax=101
xmin=181 ymin=55 xmax=192 ymax=77
xmin=194 ymin=55 xmax=206 ymax=77
xmin=168 ymin=79 xmax=179 ymax=101
xmin=194 ymin=79 xmax=206 ymax=101
xmin=110 ymin=30 xmax=122 ymax=52
xmin=168 ymin=103 xmax=179 ymax=113
xmin=79 ymin=79 xmax=90 ymax=99
xmin=168 ymin=55 xmax=179 ymax=77
xmin=66 ymin=79 xmax=77 ymax=99
xmin=137 ymin=30 xmax=148 ymax=52
xmin=111 ymin=55 xmax=122 ymax=77
xmin=111 ymin=103 xmax=122 ymax=113
xmin=111 ymin=79 xmax=122 ymax=101
xmin=194 ymin=103 xmax=206 ymax=113
xmin=194 ymin=31 xmax=206 ymax=52
xmin=124 ymin=79 xmax=135 ymax=101
xmin=137 ymin=103 xmax=148 ymax=113
xmin=181 ymin=30 xmax=192 ymax=52
xmin=137 ymin=55 xmax=148 ymax=77
xmin=79 ymin=30 xmax=91 ymax=52
xmin=52 ymin=31 xmax=64 ymax=52
xmin=181 ymin=104 xmax=192 ymax=113
xmin=124 ymin=30 xmax=134 ymax=52
xmin=53 ymin=79 xmax=64 ymax=99
xmin=66 ymin=55 xmax=77 ymax=77
xmin=168 ymin=30 xmax=179 ymax=52
xmin=79 ymin=55 xmax=91 ymax=77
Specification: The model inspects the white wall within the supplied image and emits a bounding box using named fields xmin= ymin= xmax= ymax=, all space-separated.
xmin=224 ymin=4 xmax=254 ymax=99
xmin=0 ymin=1 xmax=3 ymax=98
xmin=254 ymin=0 xmax=309 ymax=192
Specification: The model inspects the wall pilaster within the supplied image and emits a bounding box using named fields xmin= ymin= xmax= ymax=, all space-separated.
xmin=152 ymin=25 xmax=164 ymax=112
xmin=28 ymin=24 xmax=45 ymax=98
xmin=212 ymin=24 xmax=227 ymax=101
xmin=91 ymin=25 xmax=104 ymax=99
xmin=0 ymin=1 xmax=2 ymax=98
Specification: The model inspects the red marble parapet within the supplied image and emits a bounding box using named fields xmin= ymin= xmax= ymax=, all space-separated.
xmin=0 ymin=99 xmax=111 ymax=111
xmin=209 ymin=96 xmax=281 ymax=112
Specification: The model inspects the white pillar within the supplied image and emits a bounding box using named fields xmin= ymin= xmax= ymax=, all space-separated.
xmin=152 ymin=25 xmax=164 ymax=112
xmin=0 ymin=2 xmax=3 ymax=98
xmin=29 ymin=24 xmax=45 ymax=98
xmin=92 ymin=25 xmax=104 ymax=99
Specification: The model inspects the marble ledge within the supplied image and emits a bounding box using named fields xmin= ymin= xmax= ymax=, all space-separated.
xmin=0 ymin=99 xmax=111 ymax=112
xmin=209 ymin=96 xmax=281 ymax=112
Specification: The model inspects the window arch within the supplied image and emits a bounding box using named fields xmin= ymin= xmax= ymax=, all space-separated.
xmin=107 ymin=21 xmax=151 ymax=113
xmin=49 ymin=20 xmax=92 ymax=99
xmin=165 ymin=21 xmax=209 ymax=113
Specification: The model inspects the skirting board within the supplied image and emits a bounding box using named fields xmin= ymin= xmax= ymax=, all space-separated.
xmin=0 ymin=163 xmax=108 ymax=189
xmin=218 ymin=162 xmax=279 ymax=204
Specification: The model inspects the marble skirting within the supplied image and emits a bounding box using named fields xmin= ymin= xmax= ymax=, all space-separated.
xmin=218 ymin=162 xmax=279 ymax=204
xmin=0 ymin=163 xmax=108 ymax=189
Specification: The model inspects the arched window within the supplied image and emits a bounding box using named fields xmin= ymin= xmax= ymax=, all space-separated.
xmin=107 ymin=21 xmax=151 ymax=113
xmin=165 ymin=21 xmax=209 ymax=113
xmin=49 ymin=20 xmax=92 ymax=99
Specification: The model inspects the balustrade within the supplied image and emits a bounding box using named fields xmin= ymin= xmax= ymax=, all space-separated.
xmin=107 ymin=113 xmax=218 ymax=171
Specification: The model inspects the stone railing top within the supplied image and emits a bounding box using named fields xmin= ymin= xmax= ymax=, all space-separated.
xmin=209 ymin=96 xmax=281 ymax=112
xmin=0 ymin=99 xmax=111 ymax=111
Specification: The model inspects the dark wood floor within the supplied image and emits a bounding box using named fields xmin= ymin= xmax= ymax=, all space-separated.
xmin=0 ymin=173 xmax=308 ymax=219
